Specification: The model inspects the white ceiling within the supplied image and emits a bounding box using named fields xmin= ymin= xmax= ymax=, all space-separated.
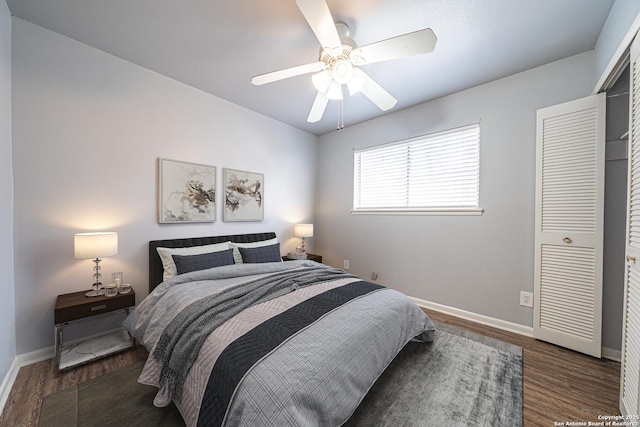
xmin=6 ymin=0 xmax=615 ymax=136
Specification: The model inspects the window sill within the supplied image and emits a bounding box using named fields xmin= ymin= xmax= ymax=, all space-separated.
xmin=351 ymin=208 xmax=484 ymax=216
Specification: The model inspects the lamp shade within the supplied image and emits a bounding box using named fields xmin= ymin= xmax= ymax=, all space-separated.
xmin=74 ymin=232 xmax=118 ymax=259
xmin=294 ymin=224 xmax=314 ymax=238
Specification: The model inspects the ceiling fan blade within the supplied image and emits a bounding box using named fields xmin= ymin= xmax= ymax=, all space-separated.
xmin=296 ymin=0 xmax=341 ymax=49
xmin=357 ymin=28 xmax=437 ymax=65
xmin=356 ymin=69 xmax=398 ymax=111
xmin=251 ymin=61 xmax=326 ymax=86
xmin=307 ymin=92 xmax=329 ymax=123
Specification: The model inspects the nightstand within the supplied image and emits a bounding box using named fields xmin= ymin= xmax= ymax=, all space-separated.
xmin=282 ymin=253 xmax=322 ymax=263
xmin=54 ymin=290 xmax=135 ymax=370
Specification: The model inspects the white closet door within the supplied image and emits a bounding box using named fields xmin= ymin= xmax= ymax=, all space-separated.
xmin=534 ymin=93 xmax=605 ymax=358
xmin=620 ymin=34 xmax=640 ymax=417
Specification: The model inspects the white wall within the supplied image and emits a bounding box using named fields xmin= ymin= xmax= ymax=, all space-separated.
xmin=594 ymin=0 xmax=640 ymax=87
xmin=0 ymin=0 xmax=15 ymax=381
xmin=316 ymin=52 xmax=594 ymax=329
xmin=12 ymin=18 xmax=318 ymax=354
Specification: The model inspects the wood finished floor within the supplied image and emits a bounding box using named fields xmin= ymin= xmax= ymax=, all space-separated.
xmin=0 ymin=310 xmax=621 ymax=427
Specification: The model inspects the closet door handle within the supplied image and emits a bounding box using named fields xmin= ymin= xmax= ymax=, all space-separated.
xmin=563 ymin=237 xmax=572 ymax=244
xmin=627 ymin=256 xmax=636 ymax=263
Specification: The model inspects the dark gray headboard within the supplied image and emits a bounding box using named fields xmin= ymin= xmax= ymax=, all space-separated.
xmin=149 ymin=232 xmax=276 ymax=292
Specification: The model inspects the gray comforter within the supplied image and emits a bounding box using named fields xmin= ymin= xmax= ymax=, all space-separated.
xmin=124 ymin=261 xmax=435 ymax=427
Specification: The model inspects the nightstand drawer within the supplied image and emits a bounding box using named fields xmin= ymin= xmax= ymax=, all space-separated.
xmin=55 ymin=291 xmax=135 ymax=324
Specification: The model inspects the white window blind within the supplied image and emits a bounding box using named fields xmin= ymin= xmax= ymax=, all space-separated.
xmin=353 ymin=124 xmax=480 ymax=212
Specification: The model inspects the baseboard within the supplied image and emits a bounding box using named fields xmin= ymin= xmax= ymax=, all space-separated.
xmin=411 ymin=296 xmax=621 ymax=361
xmin=602 ymin=347 xmax=621 ymax=362
xmin=410 ymin=296 xmax=534 ymax=337
xmin=16 ymin=346 xmax=54 ymax=367
xmin=0 ymin=357 xmax=19 ymax=418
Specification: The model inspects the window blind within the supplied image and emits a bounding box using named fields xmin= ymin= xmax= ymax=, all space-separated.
xmin=353 ymin=124 xmax=480 ymax=210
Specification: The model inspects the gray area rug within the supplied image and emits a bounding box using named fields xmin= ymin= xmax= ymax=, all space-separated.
xmin=344 ymin=322 xmax=523 ymax=427
xmin=39 ymin=322 xmax=522 ymax=427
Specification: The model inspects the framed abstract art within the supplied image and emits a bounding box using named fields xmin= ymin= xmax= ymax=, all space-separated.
xmin=223 ymin=168 xmax=264 ymax=222
xmin=158 ymin=158 xmax=216 ymax=223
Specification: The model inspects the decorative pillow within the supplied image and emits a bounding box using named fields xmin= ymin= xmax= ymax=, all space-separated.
xmin=172 ymin=249 xmax=235 ymax=275
xmin=228 ymin=238 xmax=280 ymax=264
xmin=157 ymin=242 xmax=231 ymax=281
xmin=238 ymin=243 xmax=282 ymax=264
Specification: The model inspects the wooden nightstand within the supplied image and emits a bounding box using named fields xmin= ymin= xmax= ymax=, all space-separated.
xmin=54 ymin=289 xmax=135 ymax=370
xmin=282 ymin=253 xmax=322 ymax=263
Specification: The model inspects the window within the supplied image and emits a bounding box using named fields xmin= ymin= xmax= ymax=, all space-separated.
xmin=353 ymin=124 xmax=481 ymax=215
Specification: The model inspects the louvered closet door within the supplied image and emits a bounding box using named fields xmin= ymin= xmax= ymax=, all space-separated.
xmin=534 ymin=93 xmax=605 ymax=358
xmin=620 ymin=34 xmax=640 ymax=417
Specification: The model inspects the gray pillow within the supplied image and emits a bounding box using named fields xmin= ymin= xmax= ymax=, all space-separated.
xmin=172 ymin=248 xmax=235 ymax=275
xmin=238 ymin=243 xmax=282 ymax=263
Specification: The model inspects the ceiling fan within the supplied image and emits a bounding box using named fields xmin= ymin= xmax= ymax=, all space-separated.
xmin=251 ymin=0 xmax=437 ymax=124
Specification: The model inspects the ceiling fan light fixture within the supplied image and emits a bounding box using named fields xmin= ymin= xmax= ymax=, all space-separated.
xmin=349 ymin=48 xmax=365 ymax=66
xmin=326 ymin=81 xmax=343 ymax=100
xmin=312 ymin=70 xmax=331 ymax=93
xmin=332 ymin=59 xmax=354 ymax=85
xmin=348 ymin=68 xmax=366 ymax=95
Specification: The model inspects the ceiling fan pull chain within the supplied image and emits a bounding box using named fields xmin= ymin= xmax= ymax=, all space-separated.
xmin=337 ymin=87 xmax=345 ymax=131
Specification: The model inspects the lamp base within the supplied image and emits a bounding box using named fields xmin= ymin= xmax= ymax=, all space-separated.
xmin=85 ymin=283 xmax=105 ymax=298
xmin=85 ymin=289 xmax=106 ymax=297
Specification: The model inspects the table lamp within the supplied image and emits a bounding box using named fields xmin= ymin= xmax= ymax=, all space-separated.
xmin=74 ymin=232 xmax=118 ymax=297
xmin=294 ymin=223 xmax=313 ymax=254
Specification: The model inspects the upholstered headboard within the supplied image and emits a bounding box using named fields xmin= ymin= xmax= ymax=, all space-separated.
xmin=148 ymin=232 xmax=277 ymax=293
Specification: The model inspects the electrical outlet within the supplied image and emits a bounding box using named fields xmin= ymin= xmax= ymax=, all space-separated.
xmin=343 ymin=260 xmax=350 ymax=270
xmin=371 ymin=271 xmax=378 ymax=280
xmin=520 ymin=291 xmax=533 ymax=308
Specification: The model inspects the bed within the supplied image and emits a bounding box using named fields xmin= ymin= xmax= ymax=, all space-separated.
xmin=124 ymin=232 xmax=435 ymax=427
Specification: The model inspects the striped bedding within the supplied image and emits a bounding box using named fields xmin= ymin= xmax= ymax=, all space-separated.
xmin=124 ymin=260 xmax=435 ymax=427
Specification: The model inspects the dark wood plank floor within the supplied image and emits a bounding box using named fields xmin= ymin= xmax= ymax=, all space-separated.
xmin=0 ymin=310 xmax=621 ymax=427
xmin=0 ymin=345 xmax=149 ymax=427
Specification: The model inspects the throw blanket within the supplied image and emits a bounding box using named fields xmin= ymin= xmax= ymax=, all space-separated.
xmin=153 ymin=266 xmax=356 ymax=402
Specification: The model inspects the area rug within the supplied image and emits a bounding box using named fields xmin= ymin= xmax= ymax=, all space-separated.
xmin=39 ymin=322 xmax=522 ymax=427
xmin=344 ymin=322 xmax=523 ymax=427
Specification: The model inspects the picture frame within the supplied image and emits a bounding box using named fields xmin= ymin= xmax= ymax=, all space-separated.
xmin=223 ymin=168 xmax=264 ymax=222
xmin=158 ymin=158 xmax=216 ymax=223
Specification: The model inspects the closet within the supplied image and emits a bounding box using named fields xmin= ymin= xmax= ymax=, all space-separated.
xmin=534 ymin=94 xmax=605 ymax=358
xmin=532 ymin=20 xmax=640 ymax=415
xmin=620 ymin=33 xmax=640 ymax=417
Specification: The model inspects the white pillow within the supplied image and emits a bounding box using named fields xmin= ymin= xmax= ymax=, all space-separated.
xmin=157 ymin=242 xmax=231 ymax=281
xmin=228 ymin=238 xmax=280 ymax=264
